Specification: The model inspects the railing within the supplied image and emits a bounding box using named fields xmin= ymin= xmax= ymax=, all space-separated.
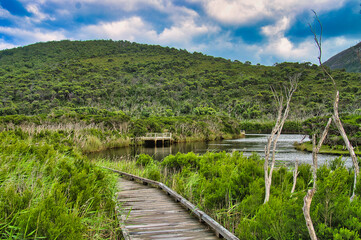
xmin=103 ymin=167 xmax=239 ymax=240
xmin=144 ymin=132 xmax=172 ymax=138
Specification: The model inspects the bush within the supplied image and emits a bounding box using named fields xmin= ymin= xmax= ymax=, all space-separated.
xmin=136 ymin=154 xmax=154 ymax=167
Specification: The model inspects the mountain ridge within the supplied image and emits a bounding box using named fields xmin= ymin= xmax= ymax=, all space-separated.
xmin=324 ymin=42 xmax=361 ymax=73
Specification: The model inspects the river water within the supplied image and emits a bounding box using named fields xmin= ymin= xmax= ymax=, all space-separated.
xmin=88 ymin=134 xmax=352 ymax=167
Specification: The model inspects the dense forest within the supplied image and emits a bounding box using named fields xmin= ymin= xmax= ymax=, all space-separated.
xmin=0 ymin=40 xmax=360 ymax=119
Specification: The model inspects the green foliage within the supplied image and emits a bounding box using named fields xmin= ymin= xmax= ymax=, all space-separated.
xmin=136 ymin=154 xmax=154 ymax=167
xmin=161 ymin=152 xmax=200 ymax=171
xmin=143 ymin=163 xmax=161 ymax=181
xmin=0 ymin=130 xmax=118 ymax=239
xmin=0 ymin=40 xmax=360 ymax=121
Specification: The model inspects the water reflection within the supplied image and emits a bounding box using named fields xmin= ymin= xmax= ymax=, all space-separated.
xmin=87 ymin=134 xmax=352 ymax=167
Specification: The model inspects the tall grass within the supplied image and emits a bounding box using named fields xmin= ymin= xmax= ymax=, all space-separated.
xmin=2 ymin=123 xmax=131 ymax=153
xmin=0 ymin=130 xmax=120 ymax=239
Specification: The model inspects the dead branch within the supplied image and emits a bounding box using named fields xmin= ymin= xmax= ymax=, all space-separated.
xmin=309 ymin=11 xmax=336 ymax=87
xmin=303 ymin=188 xmax=317 ymax=240
xmin=303 ymin=118 xmax=331 ymax=240
xmin=333 ymin=91 xmax=359 ymax=200
xmin=291 ymin=159 xmax=299 ymax=194
xmin=264 ymin=75 xmax=298 ymax=203
xmin=312 ymin=118 xmax=332 ymax=189
xmin=310 ymin=11 xmax=359 ymax=200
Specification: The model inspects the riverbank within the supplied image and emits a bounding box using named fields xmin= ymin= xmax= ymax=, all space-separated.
xmin=294 ymin=141 xmax=361 ymax=156
xmin=0 ymin=112 xmax=245 ymax=153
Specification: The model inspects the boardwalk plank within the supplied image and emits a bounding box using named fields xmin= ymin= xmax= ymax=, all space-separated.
xmin=117 ymin=177 xmax=218 ymax=240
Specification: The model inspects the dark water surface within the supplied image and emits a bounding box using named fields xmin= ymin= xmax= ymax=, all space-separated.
xmin=88 ymin=134 xmax=352 ymax=167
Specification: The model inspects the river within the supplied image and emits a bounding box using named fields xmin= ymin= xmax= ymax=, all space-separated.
xmin=88 ymin=134 xmax=352 ymax=167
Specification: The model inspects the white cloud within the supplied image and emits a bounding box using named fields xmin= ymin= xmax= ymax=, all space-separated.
xmin=78 ymin=17 xmax=158 ymax=42
xmin=203 ymin=0 xmax=269 ymax=25
xmin=261 ymin=17 xmax=290 ymax=38
xmin=189 ymin=0 xmax=347 ymax=25
xmin=0 ymin=7 xmax=12 ymax=18
xmin=78 ymin=15 xmax=218 ymax=48
xmin=262 ymin=37 xmax=316 ymax=62
xmin=258 ymin=17 xmax=316 ymax=62
xmin=20 ymin=0 xmax=169 ymax=11
xmin=0 ymin=27 xmax=66 ymax=43
xmin=256 ymin=16 xmax=358 ymax=64
xmin=159 ymin=20 xmax=219 ymax=44
xmin=0 ymin=40 xmax=18 ymax=50
xmin=26 ymin=4 xmax=55 ymax=22
xmin=80 ymin=0 xmax=168 ymax=11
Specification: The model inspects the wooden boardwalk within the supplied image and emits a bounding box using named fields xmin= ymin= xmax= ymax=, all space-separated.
xmin=108 ymin=168 xmax=239 ymax=240
xmin=117 ymin=178 xmax=218 ymax=240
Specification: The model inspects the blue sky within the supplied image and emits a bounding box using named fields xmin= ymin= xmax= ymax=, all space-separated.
xmin=0 ymin=0 xmax=360 ymax=65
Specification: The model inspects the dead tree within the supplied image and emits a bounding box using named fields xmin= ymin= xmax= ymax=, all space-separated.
xmin=303 ymin=118 xmax=332 ymax=240
xmin=291 ymin=159 xmax=299 ymax=194
xmin=310 ymin=12 xmax=359 ymax=200
xmin=263 ymin=74 xmax=298 ymax=203
xmin=303 ymin=188 xmax=317 ymax=240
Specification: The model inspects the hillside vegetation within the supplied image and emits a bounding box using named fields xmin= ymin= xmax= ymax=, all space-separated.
xmin=1 ymin=40 xmax=360 ymax=120
xmin=325 ymin=42 xmax=361 ymax=73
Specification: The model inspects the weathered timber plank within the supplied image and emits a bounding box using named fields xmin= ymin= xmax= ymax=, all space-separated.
xmin=117 ymin=177 xmax=218 ymax=240
xmin=106 ymin=167 xmax=240 ymax=240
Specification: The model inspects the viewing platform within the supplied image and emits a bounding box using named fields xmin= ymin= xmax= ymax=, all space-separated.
xmin=140 ymin=133 xmax=173 ymax=146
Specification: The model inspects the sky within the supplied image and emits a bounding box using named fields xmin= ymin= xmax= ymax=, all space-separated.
xmin=0 ymin=0 xmax=360 ymax=65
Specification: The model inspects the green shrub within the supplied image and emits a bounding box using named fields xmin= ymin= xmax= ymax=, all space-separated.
xmin=136 ymin=154 xmax=154 ymax=167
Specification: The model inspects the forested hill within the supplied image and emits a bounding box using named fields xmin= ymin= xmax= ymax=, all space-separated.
xmin=1 ymin=40 xmax=360 ymax=119
xmin=324 ymin=41 xmax=361 ymax=73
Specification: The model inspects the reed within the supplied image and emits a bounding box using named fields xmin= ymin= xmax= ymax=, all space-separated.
xmin=0 ymin=130 xmax=119 ymax=239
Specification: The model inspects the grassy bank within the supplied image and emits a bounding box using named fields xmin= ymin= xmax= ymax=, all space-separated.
xmin=294 ymin=141 xmax=361 ymax=156
xmin=0 ymin=130 xmax=120 ymax=239
xmin=0 ymin=111 xmax=244 ymax=153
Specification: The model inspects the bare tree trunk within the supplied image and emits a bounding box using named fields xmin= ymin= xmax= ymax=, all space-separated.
xmin=311 ymin=135 xmax=318 ymax=189
xmin=333 ymin=91 xmax=359 ymax=200
xmin=264 ymin=75 xmax=298 ymax=203
xmin=303 ymin=188 xmax=317 ymax=240
xmin=311 ymin=118 xmax=332 ymax=189
xmin=303 ymin=118 xmax=331 ymax=240
xmin=311 ymin=12 xmax=359 ymax=200
xmin=291 ymin=159 xmax=299 ymax=194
